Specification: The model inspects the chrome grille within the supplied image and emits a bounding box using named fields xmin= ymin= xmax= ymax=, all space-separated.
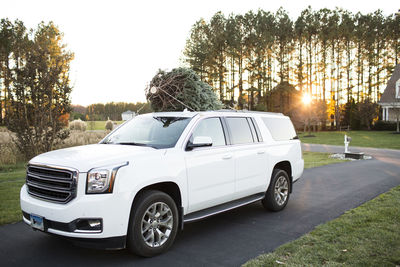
xmin=26 ymin=165 xmax=78 ymax=203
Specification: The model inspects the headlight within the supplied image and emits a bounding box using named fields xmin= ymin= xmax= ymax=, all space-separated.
xmin=86 ymin=162 xmax=129 ymax=194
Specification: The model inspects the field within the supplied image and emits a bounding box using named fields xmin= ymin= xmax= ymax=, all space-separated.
xmin=244 ymin=185 xmax=400 ymax=266
xmin=86 ymin=120 xmax=124 ymax=131
xmin=0 ymin=129 xmax=108 ymax=166
xmin=299 ymin=131 xmax=400 ymax=150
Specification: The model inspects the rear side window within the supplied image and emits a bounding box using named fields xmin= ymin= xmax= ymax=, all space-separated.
xmin=262 ymin=117 xmax=297 ymax=141
xmin=226 ymin=117 xmax=254 ymax=144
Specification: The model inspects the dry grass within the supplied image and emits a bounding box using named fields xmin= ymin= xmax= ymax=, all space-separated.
xmin=0 ymin=130 xmax=108 ymax=165
xmin=0 ymin=132 xmax=21 ymax=165
xmin=55 ymin=130 xmax=107 ymax=149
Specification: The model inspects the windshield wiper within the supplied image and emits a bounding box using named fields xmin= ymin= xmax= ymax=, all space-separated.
xmin=116 ymin=142 xmax=153 ymax=147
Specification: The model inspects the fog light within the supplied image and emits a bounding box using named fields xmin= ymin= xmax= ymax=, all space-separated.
xmin=74 ymin=218 xmax=102 ymax=233
xmin=88 ymin=219 xmax=101 ymax=228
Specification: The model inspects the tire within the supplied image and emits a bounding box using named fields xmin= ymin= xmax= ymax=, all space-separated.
xmin=127 ymin=190 xmax=178 ymax=257
xmin=262 ymin=169 xmax=290 ymax=212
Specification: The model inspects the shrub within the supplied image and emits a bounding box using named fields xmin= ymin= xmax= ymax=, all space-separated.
xmin=372 ymin=121 xmax=397 ymax=131
xmin=69 ymin=119 xmax=87 ymax=131
xmin=105 ymin=120 xmax=114 ymax=131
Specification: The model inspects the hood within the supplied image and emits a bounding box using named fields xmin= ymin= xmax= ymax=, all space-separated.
xmin=29 ymin=144 xmax=159 ymax=172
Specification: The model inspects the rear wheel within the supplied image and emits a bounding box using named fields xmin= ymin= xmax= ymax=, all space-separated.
xmin=262 ymin=169 xmax=290 ymax=211
xmin=127 ymin=190 xmax=178 ymax=257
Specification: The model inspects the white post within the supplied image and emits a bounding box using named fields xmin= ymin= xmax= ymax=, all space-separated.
xmin=387 ymin=108 xmax=390 ymax=121
xmin=382 ymin=108 xmax=385 ymax=121
xmin=344 ymin=134 xmax=350 ymax=153
xmin=383 ymin=107 xmax=387 ymax=121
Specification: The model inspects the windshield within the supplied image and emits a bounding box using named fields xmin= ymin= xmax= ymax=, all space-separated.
xmin=101 ymin=116 xmax=192 ymax=149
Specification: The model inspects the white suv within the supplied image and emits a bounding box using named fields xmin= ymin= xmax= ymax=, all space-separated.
xmin=20 ymin=110 xmax=304 ymax=257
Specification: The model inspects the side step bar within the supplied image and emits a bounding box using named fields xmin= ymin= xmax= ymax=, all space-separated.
xmin=183 ymin=193 xmax=265 ymax=223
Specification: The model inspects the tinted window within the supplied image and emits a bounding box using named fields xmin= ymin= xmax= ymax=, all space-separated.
xmin=102 ymin=116 xmax=191 ymax=149
xmin=226 ymin=117 xmax=254 ymax=144
xmin=262 ymin=116 xmax=297 ymax=141
xmin=191 ymin=118 xmax=226 ymax=147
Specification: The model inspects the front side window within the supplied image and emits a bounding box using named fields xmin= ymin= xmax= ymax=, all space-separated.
xmin=190 ymin=117 xmax=226 ymax=147
xmin=226 ymin=117 xmax=254 ymax=145
xmin=102 ymin=116 xmax=191 ymax=149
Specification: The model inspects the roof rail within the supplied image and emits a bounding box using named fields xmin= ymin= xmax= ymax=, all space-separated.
xmin=215 ymin=109 xmax=284 ymax=116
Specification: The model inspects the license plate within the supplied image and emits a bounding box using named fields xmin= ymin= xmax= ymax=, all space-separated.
xmin=30 ymin=214 xmax=44 ymax=231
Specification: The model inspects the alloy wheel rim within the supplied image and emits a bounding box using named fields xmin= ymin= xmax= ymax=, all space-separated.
xmin=274 ymin=176 xmax=288 ymax=206
xmin=141 ymin=202 xmax=173 ymax=248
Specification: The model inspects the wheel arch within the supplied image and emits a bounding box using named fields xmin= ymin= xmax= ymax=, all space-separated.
xmin=272 ymin=161 xmax=293 ymax=193
xmin=130 ymin=181 xmax=184 ymax=230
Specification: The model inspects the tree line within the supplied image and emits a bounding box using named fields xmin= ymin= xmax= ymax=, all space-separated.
xmin=183 ymin=7 xmax=400 ymax=128
xmin=75 ymin=102 xmax=152 ymax=121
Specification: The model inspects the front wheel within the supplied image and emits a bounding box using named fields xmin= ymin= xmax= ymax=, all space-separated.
xmin=262 ymin=169 xmax=290 ymax=211
xmin=127 ymin=190 xmax=178 ymax=257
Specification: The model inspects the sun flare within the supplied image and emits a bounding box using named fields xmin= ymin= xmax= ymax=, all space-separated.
xmin=302 ymin=93 xmax=311 ymax=105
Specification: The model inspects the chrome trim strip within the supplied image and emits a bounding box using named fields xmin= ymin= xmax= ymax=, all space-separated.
xmin=23 ymin=216 xmax=31 ymax=226
xmin=27 ymin=172 xmax=73 ymax=184
xmin=28 ymin=162 xmax=79 ymax=174
xmin=26 ymin=181 xmax=72 ymax=193
xmin=73 ymin=229 xmax=102 ymax=234
xmin=27 ymin=190 xmax=71 ymax=203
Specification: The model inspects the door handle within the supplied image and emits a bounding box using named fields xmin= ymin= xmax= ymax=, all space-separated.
xmin=222 ymin=154 xmax=232 ymax=160
xmin=257 ymin=150 xmax=265 ymax=155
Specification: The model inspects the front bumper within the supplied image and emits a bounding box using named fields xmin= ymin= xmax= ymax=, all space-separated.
xmin=20 ymin=175 xmax=133 ymax=243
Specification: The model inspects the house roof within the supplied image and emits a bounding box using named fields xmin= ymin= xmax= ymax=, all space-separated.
xmin=380 ymin=64 xmax=400 ymax=104
xmin=122 ymin=110 xmax=135 ymax=114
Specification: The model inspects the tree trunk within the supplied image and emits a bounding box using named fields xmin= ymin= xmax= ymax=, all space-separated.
xmin=238 ymin=54 xmax=243 ymax=109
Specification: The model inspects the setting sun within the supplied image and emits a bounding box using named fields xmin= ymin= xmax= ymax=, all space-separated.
xmin=302 ymin=93 xmax=312 ymax=105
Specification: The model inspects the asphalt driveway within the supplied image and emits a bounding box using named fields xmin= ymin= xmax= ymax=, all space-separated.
xmin=1 ymin=144 xmax=399 ymax=266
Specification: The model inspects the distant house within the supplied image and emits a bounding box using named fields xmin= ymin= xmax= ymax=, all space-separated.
xmin=121 ymin=110 xmax=135 ymax=121
xmin=379 ymin=64 xmax=400 ymax=121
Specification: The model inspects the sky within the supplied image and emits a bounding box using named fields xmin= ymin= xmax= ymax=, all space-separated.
xmin=1 ymin=0 xmax=398 ymax=106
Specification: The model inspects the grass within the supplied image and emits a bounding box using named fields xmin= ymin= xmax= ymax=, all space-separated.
xmin=302 ymin=151 xmax=344 ymax=169
xmin=299 ymin=131 xmax=400 ymax=150
xmin=86 ymin=120 xmax=124 ymax=131
xmin=0 ymin=163 xmax=26 ymax=225
xmin=244 ymin=185 xmax=400 ymax=267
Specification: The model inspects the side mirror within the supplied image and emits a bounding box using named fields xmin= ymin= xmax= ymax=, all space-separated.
xmin=186 ymin=136 xmax=213 ymax=150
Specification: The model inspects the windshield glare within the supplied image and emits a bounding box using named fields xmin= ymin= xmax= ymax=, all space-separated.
xmin=102 ymin=116 xmax=191 ymax=149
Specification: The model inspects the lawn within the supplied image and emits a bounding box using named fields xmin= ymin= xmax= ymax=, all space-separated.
xmin=302 ymin=151 xmax=344 ymax=169
xmin=244 ymin=185 xmax=400 ymax=266
xmin=86 ymin=120 xmax=124 ymax=131
xmin=299 ymin=131 xmax=400 ymax=150
xmin=0 ymin=163 xmax=26 ymax=225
